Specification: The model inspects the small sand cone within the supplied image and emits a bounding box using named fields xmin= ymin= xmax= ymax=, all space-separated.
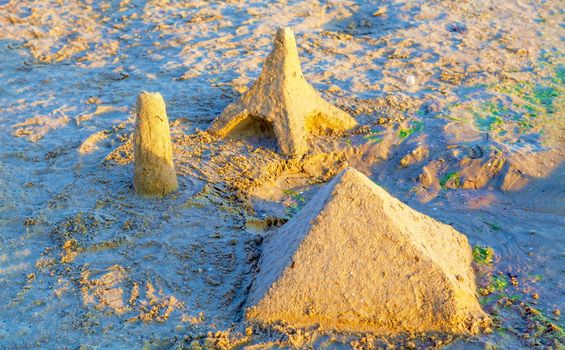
xmin=133 ymin=91 xmax=178 ymax=197
xmin=209 ymin=27 xmax=357 ymax=158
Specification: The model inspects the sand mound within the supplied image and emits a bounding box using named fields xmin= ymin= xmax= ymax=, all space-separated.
xmin=246 ymin=168 xmax=487 ymax=335
xmin=208 ymin=27 xmax=357 ymax=158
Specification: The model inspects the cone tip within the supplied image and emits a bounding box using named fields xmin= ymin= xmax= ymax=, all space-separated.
xmin=276 ymin=27 xmax=295 ymax=41
xmin=138 ymin=90 xmax=163 ymax=99
xmin=136 ymin=91 xmax=165 ymax=106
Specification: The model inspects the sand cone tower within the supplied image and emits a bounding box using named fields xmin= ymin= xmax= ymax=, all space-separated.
xmin=247 ymin=168 xmax=487 ymax=334
xmin=208 ymin=27 xmax=357 ymax=158
xmin=133 ymin=91 xmax=178 ymax=197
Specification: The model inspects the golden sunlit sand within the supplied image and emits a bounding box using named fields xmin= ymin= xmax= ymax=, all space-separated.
xmin=247 ymin=168 xmax=489 ymax=335
xmin=133 ymin=91 xmax=178 ymax=197
xmin=0 ymin=0 xmax=563 ymax=349
xmin=209 ymin=27 xmax=357 ymax=158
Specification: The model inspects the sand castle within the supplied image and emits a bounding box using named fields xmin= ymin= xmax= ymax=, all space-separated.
xmin=208 ymin=27 xmax=358 ymax=158
xmin=133 ymin=91 xmax=178 ymax=197
xmin=246 ymin=168 xmax=487 ymax=334
xmin=127 ymin=28 xmax=487 ymax=339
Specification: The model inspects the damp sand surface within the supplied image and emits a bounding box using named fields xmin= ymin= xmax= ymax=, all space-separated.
xmin=0 ymin=0 xmax=564 ymax=349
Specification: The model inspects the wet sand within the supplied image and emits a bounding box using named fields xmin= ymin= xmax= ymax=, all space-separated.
xmin=0 ymin=0 xmax=563 ymax=348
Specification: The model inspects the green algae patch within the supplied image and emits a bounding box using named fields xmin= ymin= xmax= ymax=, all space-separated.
xmin=473 ymin=246 xmax=495 ymax=266
xmin=473 ymin=244 xmax=565 ymax=348
xmin=440 ymin=172 xmax=460 ymax=189
xmin=283 ymin=189 xmax=306 ymax=218
xmin=398 ymin=120 xmax=424 ymax=139
xmin=363 ymin=132 xmax=383 ymax=144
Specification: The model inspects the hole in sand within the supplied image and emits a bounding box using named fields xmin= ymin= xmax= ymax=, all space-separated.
xmin=226 ymin=115 xmax=277 ymax=148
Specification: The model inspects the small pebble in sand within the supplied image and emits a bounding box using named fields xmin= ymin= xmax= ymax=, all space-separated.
xmin=448 ymin=22 xmax=468 ymax=34
xmin=206 ymin=276 xmax=221 ymax=286
xmin=23 ymin=217 xmax=37 ymax=226
xmin=372 ymin=7 xmax=386 ymax=17
xmin=86 ymin=96 xmax=102 ymax=104
xmin=531 ymin=293 xmax=539 ymax=299
xmin=553 ymin=309 xmax=560 ymax=316
xmin=209 ymin=232 xmax=222 ymax=239
xmin=406 ymin=75 xmax=416 ymax=87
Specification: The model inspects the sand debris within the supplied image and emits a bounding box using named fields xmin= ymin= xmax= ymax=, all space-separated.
xmin=78 ymin=130 xmax=110 ymax=155
xmin=247 ymin=167 xmax=488 ymax=335
xmin=80 ymin=265 xmax=129 ymax=315
xmin=12 ymin=107 xmax=72 ymax=142
xmin=80 ymin=266 xmax=183 ymax=321
xmin=208 ymin=27 xmax=357 ymax=158
xmin=399 ymin=145 xmax=429 ymax=168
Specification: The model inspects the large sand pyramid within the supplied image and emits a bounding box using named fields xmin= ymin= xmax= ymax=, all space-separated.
xmin=208 ymin=27 xmax=357 ymax=158
xmin=246 ymin=168 xmax=487 ymax=334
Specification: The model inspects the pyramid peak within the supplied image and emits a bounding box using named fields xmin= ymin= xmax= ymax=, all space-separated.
xmin=326 ymin=167 xmax=388 ymax=200
xmin=334 ymin=167 xmax=370 ymax=185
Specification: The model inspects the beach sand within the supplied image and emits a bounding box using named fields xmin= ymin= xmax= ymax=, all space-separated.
xmin=0 ymin=0 xmax=563 ymax=348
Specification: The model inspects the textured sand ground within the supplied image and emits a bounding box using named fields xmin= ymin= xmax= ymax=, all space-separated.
xmin=0 ymin=0 xmax=563 ymax=349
